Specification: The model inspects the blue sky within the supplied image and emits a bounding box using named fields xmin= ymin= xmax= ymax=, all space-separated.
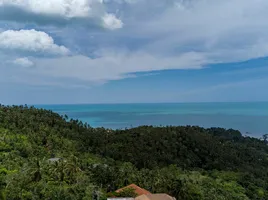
xmin=1 ymin=0 xmax=268 ymax=104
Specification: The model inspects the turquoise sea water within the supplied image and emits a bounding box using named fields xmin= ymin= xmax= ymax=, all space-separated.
xmin=36 ymin=102 xmax=268 ymax=138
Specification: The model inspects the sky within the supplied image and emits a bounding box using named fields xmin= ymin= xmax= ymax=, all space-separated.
xmin=1 ymin=0 xmax=268 ymax=104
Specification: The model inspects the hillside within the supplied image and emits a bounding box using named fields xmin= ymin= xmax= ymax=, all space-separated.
xmin=0 ymin=105 xmax=268 ymax=199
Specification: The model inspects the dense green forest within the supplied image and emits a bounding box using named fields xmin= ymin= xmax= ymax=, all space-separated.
xmin=0 ymin=105 xmax=268 ymax=199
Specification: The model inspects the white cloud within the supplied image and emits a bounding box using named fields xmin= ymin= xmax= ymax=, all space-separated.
xmin=0 ymin=29 xmax=70 ymax=55
xmin=0 ymin=0 xmax=123 ymax=29
xmin=12 ymin=57 xmax=34 ymax=67
xmin=0 ymin=0 xmax=91 ymax=18
xmin=102 ymin=13 xmax=123 ymax=30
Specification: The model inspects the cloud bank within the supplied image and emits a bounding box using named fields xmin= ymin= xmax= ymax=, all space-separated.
xmin=1 ymin=0 xmax=268 ymax=87
xmin=0 ymin=0 xmax=123 ymax=29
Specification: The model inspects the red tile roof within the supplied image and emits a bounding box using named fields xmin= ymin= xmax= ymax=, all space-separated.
xmin=116 ymin=184 xmax=151 ymax=196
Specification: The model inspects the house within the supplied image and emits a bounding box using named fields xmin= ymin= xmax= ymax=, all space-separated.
xmin=135 ymin=194 xmax=176 ymax=200
xmin=115 ymin=184 xmax=151 ymax=196
xmin=107 ymin=184 xmax=151 ymax=200
xmin=107 ymin=184 xmax=176 ymax=200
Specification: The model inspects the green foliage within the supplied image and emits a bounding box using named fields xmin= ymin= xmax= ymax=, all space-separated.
xmin=0 ymin=104 xmax=268 ymax=199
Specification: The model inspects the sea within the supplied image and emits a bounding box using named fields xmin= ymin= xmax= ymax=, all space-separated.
xmin=36 ymin=102 xmax=268 ymax=138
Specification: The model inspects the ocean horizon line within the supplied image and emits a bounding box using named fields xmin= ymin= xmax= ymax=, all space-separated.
xmin=31 ymin=101 xmax=268 ymax=107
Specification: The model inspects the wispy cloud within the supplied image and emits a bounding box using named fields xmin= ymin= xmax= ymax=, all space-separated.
xmin=12 ymin=57 xmax=34 ymax=67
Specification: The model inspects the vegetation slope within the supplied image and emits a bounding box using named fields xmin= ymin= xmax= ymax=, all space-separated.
xmin=0 ymin=105 xmax=268 ymax=199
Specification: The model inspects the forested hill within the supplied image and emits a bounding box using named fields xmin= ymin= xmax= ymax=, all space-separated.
xmin=0 ymin=105 xmax=268 ymax=200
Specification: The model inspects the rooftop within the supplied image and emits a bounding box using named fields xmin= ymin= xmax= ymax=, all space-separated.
xmin=135 ymin=194 xmax=176 ymax=200
xmin=115 ymin=184 xmax=151 ymax=196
